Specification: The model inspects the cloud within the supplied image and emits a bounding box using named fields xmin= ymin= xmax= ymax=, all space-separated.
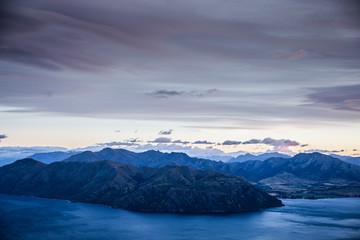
xmin=1 ymin=0 xmax=359 ymax=74
xmin=149 ymin=137 xmax=172 ymax=143
xmin=187 ymin=89 xmax=218 ymax=98
xmin=0 ymin=0 xmax=359 ymax=135
xmin=0 ymin=146 xmax=69 ymax=166
xmin=96 ymin=139 xmax=140 ymax=147
xmin=172 ymin=139 xmax=190 ymax=144
xmin=243 ymin=139 xmax=262 ymax=144
xmin=0 ymin=134 xmax=7 ymax=142
xmin=148 ymin=90 xmax=184 ymax=98
xmin=261 ymin=138 xmax=300 ymax=152
xmin=288 ymin=49 xmax=309 ymax=60
xmin=132 ymin=143 xmax=225 ymax=158
xmin=272 ymin=50 xmax=288 ymax=59
xmin=307 ymin=84 xmax=360 ymax=113
xmin=192 ymin=140 xmax=214 ymax=145
xmin=159 ymin=129 xmax=173 ymax=135
xmin=222 ymin=140 xmax=242 ymax=145
xmin=147 ymin=89 xmax=218 ymax=98
xmin=302 ymin=149 xmax=345 ymax=154
xmin=242 ymin=137 xmax=300 ymax=152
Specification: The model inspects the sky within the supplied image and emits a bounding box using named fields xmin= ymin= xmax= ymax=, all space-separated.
xmin=0 ymin=0 xmax=360 ymax=158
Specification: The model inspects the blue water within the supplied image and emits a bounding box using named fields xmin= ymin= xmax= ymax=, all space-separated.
xmin=0 ymin=194 xmax=359 ymax=240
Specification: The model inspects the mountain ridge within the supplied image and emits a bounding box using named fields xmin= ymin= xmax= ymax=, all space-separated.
xmin=228 ymin=152 xmax=291 ymax=163
xmin=0 ymin=159 xmax=283 ymax=213
xmin=62 ymin=148 xmax=360 ymax=198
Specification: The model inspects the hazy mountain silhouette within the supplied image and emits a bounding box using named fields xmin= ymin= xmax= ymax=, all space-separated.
xmin=228 ymin=152 xmax=291 ymax=163
xmin=27 ymin=151 xmax=80 ymax=164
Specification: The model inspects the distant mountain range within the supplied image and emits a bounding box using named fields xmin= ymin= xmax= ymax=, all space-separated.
xmin=329 ymin=154 xmax=360 ymax=166
xmin=62 ymin=148 xmax=360 ymax=198
xmin=228 ymin=152 xmax=291 ymax=163
xmin=2 ymin=147 xmax=360 ymax=199
xmin=63 ymin=148 xmax=360 ymax=183
xmin=27 ymin=151 xmax=80 ymax=164
xmin=0 ymin=159 xmax=283 ymax=213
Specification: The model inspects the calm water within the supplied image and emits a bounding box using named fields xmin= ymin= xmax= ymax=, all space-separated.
xmin=0 ymin=194 xmax=359 ymax=240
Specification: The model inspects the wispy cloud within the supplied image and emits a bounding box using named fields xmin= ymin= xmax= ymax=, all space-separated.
xmin=148 ymin=90 xmax=184 ymax=98
xmin=192 ymin=140 xmax=214 ymax=145
xmin=222 ymin=140 xmax=242 ymax=145
xmin=0 ymin=146 xmax=69 ymax=166
xmin=147 ymin=89 xmax=218 ymax=98
xmin=0 ymin=134 xmax=7 ymax=141
xmin=243 ymin=139 xmax=262 ymax=145
xmin=149 ymin=137 xmax=172 ymax=143
xmin=242 ymin=138 xmax=301 ymax=152
xmin=96 ymin=139 xmax=140 ymax=147
xmin=307 ymin=84 xmax=360 ymax=113
xmin=172 ymin=139 xmax=190 ymax=144
xmin=159 ymin=129 xmax=173 ymax=135
xmin=132 ymin=143 xmax=225 ymax=158
xmin=0 ymin=0 xmax=359 ymax=151
xmin=288 ymin=49 xmax=309 ymax=60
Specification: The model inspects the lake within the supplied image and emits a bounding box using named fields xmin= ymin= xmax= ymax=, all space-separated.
xmin=0 ymin=194 xmax=359 ymax=240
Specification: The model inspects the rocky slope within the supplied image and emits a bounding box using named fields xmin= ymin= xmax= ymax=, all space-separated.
xmin=0 ymin=159 xmax=283 ymax=213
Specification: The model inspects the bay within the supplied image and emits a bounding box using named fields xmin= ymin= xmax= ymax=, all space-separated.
xmin=0 ymin=194 xmax=359 ymax=240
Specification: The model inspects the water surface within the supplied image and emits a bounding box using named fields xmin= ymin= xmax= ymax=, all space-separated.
xmin=0 ymin=194 xmax=359 ymax=240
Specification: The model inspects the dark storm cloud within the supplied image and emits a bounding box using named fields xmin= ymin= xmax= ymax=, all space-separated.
xmin=159 ymin=129 xmax=173 ymax=135
xmin=307 ymin=84 xmax=360 ymax=112
xmin=222 ymin=140 xmax=242 ymax=145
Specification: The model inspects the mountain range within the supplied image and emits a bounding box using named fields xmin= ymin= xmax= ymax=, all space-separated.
xmin=62 ymin=148 xmax=360 ymax=198
xmin=0 ymin=159 xmax=283 ymax=213
xmin=27 ymin=151 xmax=80 ymax=164
xmin=227 ymin=152 xmax=291 ymax=163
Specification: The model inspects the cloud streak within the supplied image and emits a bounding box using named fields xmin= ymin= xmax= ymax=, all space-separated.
xmin=149 ymin=137 xmax=172 ymax=143
xmin=222 ymin=140 xmax=242 ymax=145
xmin=96 ymin=139 xmax=140 ymax=147
xmin=147 ymin=89 xmax=218 ymax=98
xmin=159 ymin=129 xmax=173 ymax=135
xmin=0 ymin=0 xmax=359 ymax=152
xmin=192 ymin=140 xmax=214 ymax=145
xmin=307 ymin=84 xmax=360 ymax=113
xmin=0 ymin=134 xmax=7 ymax=143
